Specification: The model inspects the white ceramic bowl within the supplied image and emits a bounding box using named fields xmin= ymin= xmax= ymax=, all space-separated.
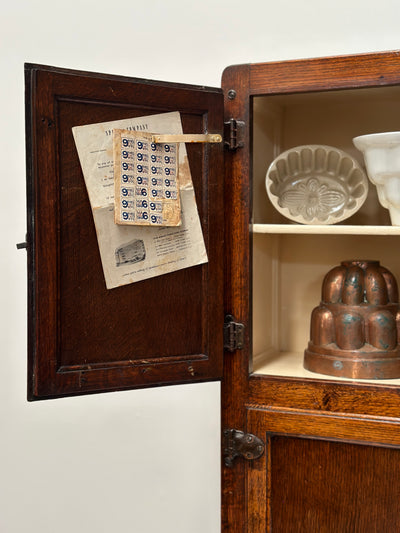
xmin=266 ymin=145 xmax=368 ymax=225
xmin=353 ymin=132 xmax=400 ymax=225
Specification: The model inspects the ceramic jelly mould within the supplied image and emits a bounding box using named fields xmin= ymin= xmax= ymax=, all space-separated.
xmin=353 ymin=132 xmax=400 ymax=225
xmin=266 ymin=145 xmax=368 ymax=225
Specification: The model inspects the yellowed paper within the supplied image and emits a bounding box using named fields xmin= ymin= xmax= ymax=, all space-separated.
xmin=72 ymin=111 xmax=208 ymax=289
xmin=113 ymin=130 xmax=181 ymax=227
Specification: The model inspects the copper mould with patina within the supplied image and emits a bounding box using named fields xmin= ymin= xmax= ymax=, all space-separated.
xmin=304 ymin=260 xmax=400 ymax=379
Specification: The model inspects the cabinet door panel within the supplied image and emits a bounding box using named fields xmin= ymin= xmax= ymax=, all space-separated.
xmin=247 ymin=407 xmax=400 ymax=532
xmin=25 ymin=64 xmax=224 ymax=399
xmin=269 ymin=436 xmax=400 ymax=533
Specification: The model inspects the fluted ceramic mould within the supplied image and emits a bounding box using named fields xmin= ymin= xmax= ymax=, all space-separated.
xmin=266 ymin=145 xmax=368 ymax=224
xmin=353 ymin=132 xmax=400 ymax=225
xmin=304 ymin=260 xmax=400 ymax=379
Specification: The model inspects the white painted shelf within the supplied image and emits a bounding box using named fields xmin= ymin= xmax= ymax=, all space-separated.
xmin=252 ymin=224 xmax=400 ymax=236
xmin=252 ymin=350 xmax=400 ymax=385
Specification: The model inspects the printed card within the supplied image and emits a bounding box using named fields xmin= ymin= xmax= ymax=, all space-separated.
xmin=113 ymin=130 xmax=181 ymax=226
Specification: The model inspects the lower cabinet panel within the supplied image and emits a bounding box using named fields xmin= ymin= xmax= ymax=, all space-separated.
xmin=246 ymin=407 xmax=400 ymax=532
xmin=270 ymin=436 xmax=400 ymax=532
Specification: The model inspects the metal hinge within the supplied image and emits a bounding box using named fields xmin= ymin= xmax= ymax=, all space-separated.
xmin=223 ymin=429 xmax=265 ymax=467
xmin=224 ymin=118 xmax=245 ymax=151
xmin=224 ymin=315 xmax=244 ymax=352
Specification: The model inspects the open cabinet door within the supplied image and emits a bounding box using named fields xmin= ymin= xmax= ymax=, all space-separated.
xmin=25 ymin=64 xmax=224 ymax=400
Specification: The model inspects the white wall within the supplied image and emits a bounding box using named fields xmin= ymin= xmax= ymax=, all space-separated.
xmin=1 ymin=1 xmax=400 ymax=531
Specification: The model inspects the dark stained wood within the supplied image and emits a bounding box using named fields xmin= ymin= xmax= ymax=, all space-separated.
xmin=25 ymin=64 xmax=224 ymax=399
xmin=247 ymin=407 xmax=400 ymax=532
xmin=249 ymin=50 xmax=400 ymax=95
xmin=249 ymin=375 xmax=400 ymax=418
xmin=221 ymin=64 xmax=251 ymax=533
xmin=270 ymin=437 xmax=400 ymax=532
xmin=247 ymin=406 xmax=400 ymax=448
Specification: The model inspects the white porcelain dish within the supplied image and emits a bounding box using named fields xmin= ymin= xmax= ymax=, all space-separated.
xmin=265 ymin=145 xmax=369 ymax=225
xmin=353 ymin=132 xmax=400 ymax=225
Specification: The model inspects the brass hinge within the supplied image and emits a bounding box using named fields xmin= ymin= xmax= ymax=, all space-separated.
xmin=223 ymin=429 xmax=265 ymax=467
xmin=224 ymin=315 xmax=244 ymax=352
xmin=224 ymin=118 xmax=245 ymax=151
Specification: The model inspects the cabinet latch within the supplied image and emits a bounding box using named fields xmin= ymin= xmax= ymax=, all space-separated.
xmin=223 ymin=429 xmax=265 ymax=467
xmin=224 ymin=118 xmax=245 ymax=150
xmin=224 ymin=315 xmax=244 ymax=352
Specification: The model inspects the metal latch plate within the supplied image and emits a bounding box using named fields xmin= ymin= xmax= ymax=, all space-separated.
xmin=223 ymin=429 xmax=265 ymax=467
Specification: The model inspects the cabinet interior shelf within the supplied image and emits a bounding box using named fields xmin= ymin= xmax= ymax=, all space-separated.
xmin=252 ymin=224 xmax=400 ymax=236
xmin=253 ymin=350 xmax=400 ymax=386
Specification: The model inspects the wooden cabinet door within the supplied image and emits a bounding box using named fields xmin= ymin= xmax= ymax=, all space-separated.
xmin=25 ymin=64 xmax=224 ymax=400
xmin=221 ymin=52 xmax=400 ymax=532
xmin=246 ymin=407 xmax=400 ymax=532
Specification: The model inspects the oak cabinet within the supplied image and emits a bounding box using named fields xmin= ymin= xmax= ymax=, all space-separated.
xmin=25 ymin=51 xmax=400 ymax=532
xmin=223 ymin=52 xmax=400 ymax=532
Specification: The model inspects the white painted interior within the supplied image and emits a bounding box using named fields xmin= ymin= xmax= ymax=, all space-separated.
xmin=252 ymin=85 xmax=400 ymax=382
xmin=2 ymin=0 xmax=400 ymax=531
